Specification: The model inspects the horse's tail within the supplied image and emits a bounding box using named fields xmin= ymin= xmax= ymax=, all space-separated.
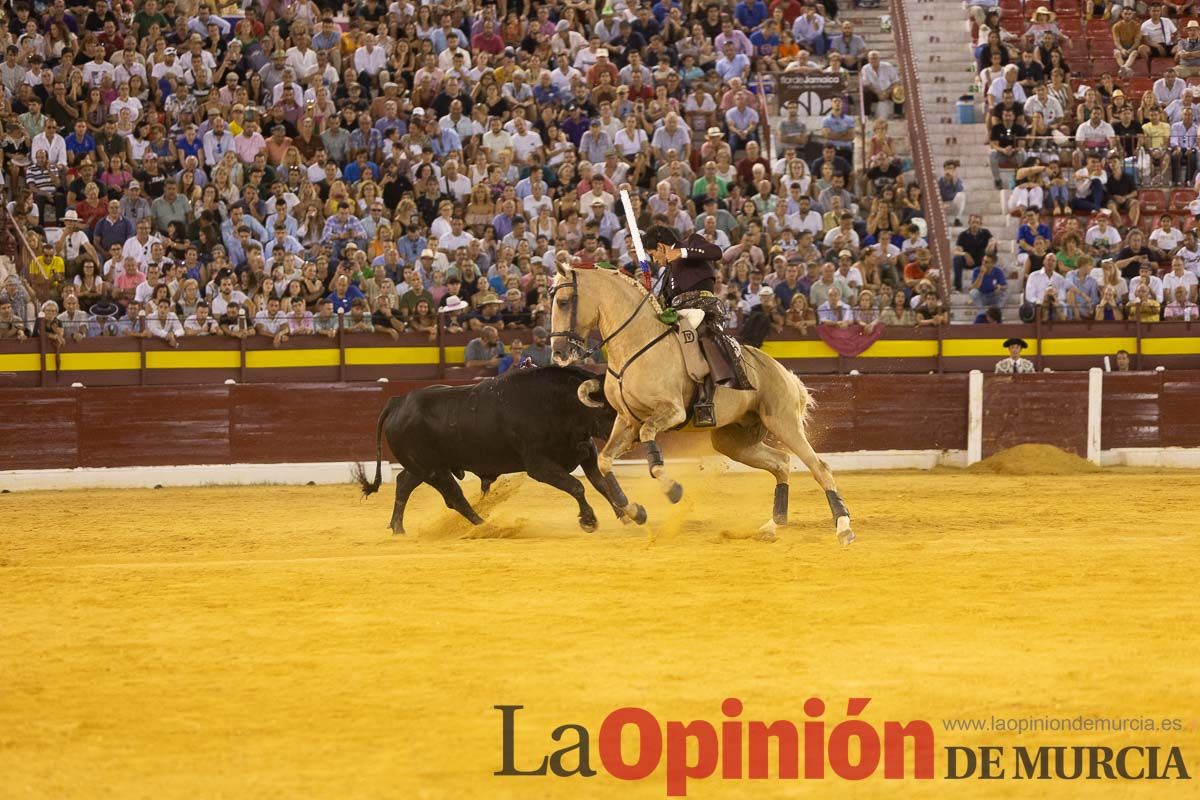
xmin=787 ymin=368 xmax=815 ymax=435
xmin=746 ymin=345 xmax=814 ymax=434
xmin=352 ymin=401 xmax=388 ymax=497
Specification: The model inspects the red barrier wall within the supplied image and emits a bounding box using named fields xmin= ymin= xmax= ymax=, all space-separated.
xmin=2 ymin=371 xmax=1196 ymax=471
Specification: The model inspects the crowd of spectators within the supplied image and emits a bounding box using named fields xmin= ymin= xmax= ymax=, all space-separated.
xmin=0 ymin=0 xmax=935 ymax=363
xmin=968 ymin=0 xmax=1200 ymax=322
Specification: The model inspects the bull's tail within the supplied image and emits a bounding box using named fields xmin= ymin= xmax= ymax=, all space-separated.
xmin=353 ymin=402 xmax=388 ymax=497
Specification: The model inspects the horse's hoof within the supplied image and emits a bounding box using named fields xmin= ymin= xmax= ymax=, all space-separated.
xmin=756 ymin=520 xmax=778 ymax=542
xmin=469 ymin=514 xmax=484 ymax=526
xmin=665 ymin=482 xmax=683 ymax=504
xmin=838 ymin=528 xmax=856 ymax=547
xmin=629 ymin=503 xmax=648 ymax=525
xmin=579 ymin=516 xmax=598 ymax=533
xmin=772 ymin=512 xmax=788 ymax=526
xmin=391 ymin=527 xmax=405 ymax=536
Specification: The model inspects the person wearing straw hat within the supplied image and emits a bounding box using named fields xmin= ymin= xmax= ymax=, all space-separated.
xmin=995 ymin=338 xmax=1035 ymax=374
xmin=1025 ymin=6 xmax=1066 ymax=45
xmin=1175 ymin=20 xmax=1200 ymax=77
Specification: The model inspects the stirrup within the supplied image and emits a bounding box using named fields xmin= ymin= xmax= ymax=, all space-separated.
xmin=694 ymin=401 xmax=716 ymax=428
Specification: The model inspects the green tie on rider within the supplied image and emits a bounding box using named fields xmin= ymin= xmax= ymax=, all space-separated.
xmin=642 ymin=224 xmax=754 ymax=427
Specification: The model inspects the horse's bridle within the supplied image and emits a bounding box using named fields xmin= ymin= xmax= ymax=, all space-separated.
xmin=548 ymin=269 xmax=658 ymax=364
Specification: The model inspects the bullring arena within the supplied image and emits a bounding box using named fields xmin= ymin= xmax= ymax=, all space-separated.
xmin=3 ymin=414 xmax=1198 ymax=797
xmin=4 ymin=0 xmax=1200 ymax=793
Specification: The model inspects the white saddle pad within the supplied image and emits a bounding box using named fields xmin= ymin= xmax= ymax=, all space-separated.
xmin=673 ymin=314 xmax=710 ymax=383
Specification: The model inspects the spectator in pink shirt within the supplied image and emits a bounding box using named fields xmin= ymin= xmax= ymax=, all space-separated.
xmin=111 ymin=257 xmax=147 ymax=309
xmin=234 ymin=122 xmax=266 ymax=164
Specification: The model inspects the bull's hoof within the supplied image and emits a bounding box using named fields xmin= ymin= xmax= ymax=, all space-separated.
xmin=468 ymin=513 xmax=484 ymax=526
xmin=391 ymin=526 xmax=405 ymax=536
xmin=665 ymin=481 xmax=683 ymax=504
xmin=579 ymin=515 xmax=598 ymax=533
xmin=628 ymin=503 xmax=648 ymax=525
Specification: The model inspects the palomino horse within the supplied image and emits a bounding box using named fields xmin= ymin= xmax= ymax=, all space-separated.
xmin=549 ymin=262 xmax=854 ymax=545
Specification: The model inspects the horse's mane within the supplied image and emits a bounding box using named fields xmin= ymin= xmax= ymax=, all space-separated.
xmin=578 ymin=266 xmax=664 ymax=315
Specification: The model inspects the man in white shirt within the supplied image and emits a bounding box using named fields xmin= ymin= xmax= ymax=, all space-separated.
xmin=1024 ymin=83 xmax=1064 ymax=126
xmin=1025 ymin=254 xmax=1066 ymax=304
xmin=30 ymin=118 xmax=66 ymax=166
xmin=1085 ymin=214 xmax=1123 ymax=255
xmin=146 ymin=297 xmax=183 ymax=345
xmin=1148 ymin=215 xmax=1185 ymax=260
xmin=1163 ymin=256 xmax=1199 ymax=300
xmin=1075 ymin=106 xmax=1116 ymax=156
xmin=480 ymin=117 xmax=513 ymax=160
xmin=354 ymin=34 xmax=388 ymax=78
xmin=1140 ymin=4 xmax=1177 ymax=59
xmin=860 ymin=51 xmax=903 ymax=119
xmin=438 ymin=159 xmax=472 ymax=203
xmin=988 ymin=64 xmax=1026 ymax=105
xmin=1128 ymin=264 xmax=1166 ymax=302
xmin=285 ymin=33 xmax=319 ymax=82
xmin=783 ymin=196 xmax=823 ymax=236
xmin=508 ymin=116 xmax=543 ymax=162
xmin=1154 ymin=66 xmax=1186 ymax=106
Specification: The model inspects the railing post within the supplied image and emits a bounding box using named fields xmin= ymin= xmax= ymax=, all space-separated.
xmin=967 ymin=370 xmax=983 ymax=466
xmin=337 ymin=308 xmax=346 ymax=382
xmin=138 ymin=333 xmax=145 ymax=386
xmin=436 ymin=314 xmax=446 ymax=380
xmin=37 ymin=313 xmax=47 ymax=387
xmin=936 ymin=322 xmax=944 ymax=373
xmin=1087 ymin=367 xmax=1103 ymax=465
xmin=1033 ymin=312 xmax=1043 ymax=371
xmin=1134 ymin=316 xmax=1143 ymax=370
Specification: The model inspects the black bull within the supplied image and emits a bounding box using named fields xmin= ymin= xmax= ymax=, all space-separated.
xmin=353 ymin=366 xmax=647 ymax=534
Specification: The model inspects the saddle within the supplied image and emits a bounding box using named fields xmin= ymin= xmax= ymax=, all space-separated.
xmin=671 ymin=310 xmax=720 ymax=427
xmin=672 ymin=309 xmax=711 ymax=383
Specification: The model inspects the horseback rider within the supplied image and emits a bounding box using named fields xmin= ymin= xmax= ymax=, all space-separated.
xmin=641 ymin=224 xmax=753 ymax=427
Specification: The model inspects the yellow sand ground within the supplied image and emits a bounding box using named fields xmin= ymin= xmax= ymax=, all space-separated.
xmin=1 ymin=467 xmax=1197 ymax=799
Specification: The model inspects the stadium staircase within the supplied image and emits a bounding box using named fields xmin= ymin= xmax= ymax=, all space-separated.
xmin=903 ymin=0 xmax=1022 ymax=322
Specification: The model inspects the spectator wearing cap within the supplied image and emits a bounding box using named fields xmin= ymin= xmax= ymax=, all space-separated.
xmin=119 ymin=180 xmax=152 ymax=225
xmin=995 ymin=338 xmax=1035 ymax=374
xmin=524 ymin=326 xmax=553 ymax=367
xmin=586 ymin=49 xmax=619 ymax=88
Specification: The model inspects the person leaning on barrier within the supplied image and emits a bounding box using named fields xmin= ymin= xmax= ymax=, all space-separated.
xmin=0 ymin=297 xmax=27 ymax=340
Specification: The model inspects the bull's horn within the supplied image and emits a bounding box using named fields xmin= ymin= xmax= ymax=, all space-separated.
xmin=577 ymin=379 xmax=605 ymax=408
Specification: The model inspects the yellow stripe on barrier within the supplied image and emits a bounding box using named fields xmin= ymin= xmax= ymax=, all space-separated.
xmin=858 ymin=340 xmax=940 ymax=358
xmin=1141 ymin=337 xmax=1200 ymax=356
xmin=941 ymin=339 xmax=1034 ymax=358
xmin=761 ymin=340 xmax=838 ymax=359
xmin=244 ymin=349 xmax=340 ymax=368
xmin=57 ymin=352 xmax=141 ymax=371
xmin=0 ymin=353 xmax=42 ymax=372
xmin=345 ymin=346 xmax=440 ymax=365
xmin=1039 ymin=337 xmax=1137 ymax=356
xmin=146 ymin=350 xmax=241 ymax=369
xmin=444 ymin=346 xmax=466 ymax=363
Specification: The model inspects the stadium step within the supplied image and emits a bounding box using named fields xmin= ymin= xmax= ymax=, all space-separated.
xmin=908 ymin=0 xmax=1016 ymax=318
